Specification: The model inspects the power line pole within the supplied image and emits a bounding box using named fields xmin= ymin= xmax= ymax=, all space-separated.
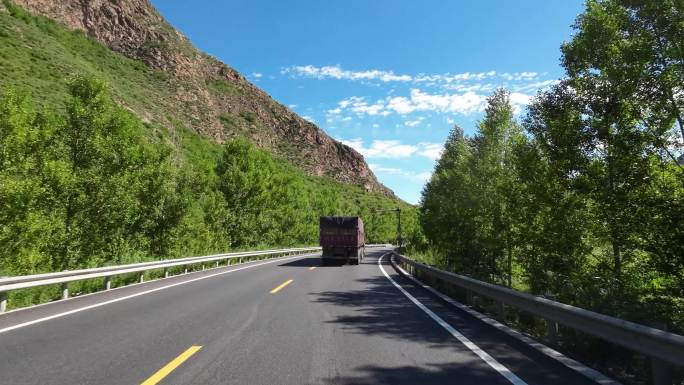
xmin=396 ymin=208 xmax=402 ymax=249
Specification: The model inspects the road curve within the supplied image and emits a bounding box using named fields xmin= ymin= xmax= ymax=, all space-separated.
xmin=0 ymin=248 xmax=603 ymax=385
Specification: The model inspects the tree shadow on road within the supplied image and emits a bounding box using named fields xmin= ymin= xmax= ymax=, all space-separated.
xmin=309 ymin=260 xmax=514 ymax=384
xmin=308 ymin=258 xmax=594 ymax=385
xmin=278 ymin=257 xmax=321 ymax=267
xmin=309 ymin=269 xmax=459 ymax=348
xmin=278 ymin=256 xmax=381 ymax=268
xmin=321 ymin=362 xmax=508 ymax=385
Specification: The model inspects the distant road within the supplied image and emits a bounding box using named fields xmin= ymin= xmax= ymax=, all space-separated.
xmin=0 ymin=248 xmax=603 ymax=385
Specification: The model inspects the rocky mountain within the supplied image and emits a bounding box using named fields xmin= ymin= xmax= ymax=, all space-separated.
xmin=4 ymin=0 xmax=393 ymax=196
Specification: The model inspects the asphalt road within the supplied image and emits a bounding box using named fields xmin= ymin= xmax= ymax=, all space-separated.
xmin=0 ymin=248 xmax=605 ymax=385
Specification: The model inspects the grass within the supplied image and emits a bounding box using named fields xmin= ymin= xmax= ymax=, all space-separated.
xmin=219 ymin=114 xmax=239 ymax=130
xmin=206 ymin=78 xmax=242 ymax=96
xmin=0 ymin=2 xmax=173 ymax=119
xmin=239 ymin=110 xmax=256 ymax=123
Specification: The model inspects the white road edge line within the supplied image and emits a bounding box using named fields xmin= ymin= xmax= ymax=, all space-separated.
xmin=377 ymin=254 xmax=527 ymax=385
xmin=390 ymin=256 xmax=620 ymax=385
xmin=0 ymin=253 xmax=314 ymax=334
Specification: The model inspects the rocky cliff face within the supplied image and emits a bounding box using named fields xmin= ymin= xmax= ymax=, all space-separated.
xmin=9 ymin=0 xmax=393 ymax=196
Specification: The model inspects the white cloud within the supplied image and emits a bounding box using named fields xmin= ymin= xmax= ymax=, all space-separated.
xmin=509 ymin=92 xmax=533 ymax=114
xmin=288 ymin=104 xmax=297 ymax=109
xmin=444 ymin=83 xmax=495 ymax=93
xmin=340 ymin=138 xmax=441 ymax=160
xmin=282 ymin=66 xmax=551 ymax=97
xmin=501 ymin=72 xmax=539 ymax=81
xmin=338 ymin=96 xmax=363 ymax=108
xmin=417 ymin=143 xmax=444 ymax=160
xmin=372 ymin=123 xmax=380 ymax=128
xmin=302 ymin=115 xmax=316 ymax=123
xmin=404 ymin=117 xmax=424 ymax=127
xmin=282 ymin=65 xmax=412 ymax=82
xmin=369 ymin=164 xmax=432 ymax=182
xmin=512 ymin=79 xmax=560 ymax=93
xmin=251 ymin=72 xmax=263 ymax=78
xmin=332 ymin=88 xmax=537 ymax=118
xmin=332 ymin=89 xmax=490 ymax=117
xmin=414 ymin=71 xmax=498 ymax=84
xmin=386 ymin=96 xmax=413 ymax=114
xmin=352 ymin=102 xmax=384 ymax=116
xmin=341 ymin=116 xmax=352 ymax=121
xmin=340 ymin=138 xmax=417 ymax=158
xmin=331 ymin=96 xmax=386 ymax=117
xmin=383 ymin=89 xmax=487 ymax=115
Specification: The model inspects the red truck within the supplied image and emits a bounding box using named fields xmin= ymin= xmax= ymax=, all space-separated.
xmin=319 ymin=216 xmax=365 ymax=265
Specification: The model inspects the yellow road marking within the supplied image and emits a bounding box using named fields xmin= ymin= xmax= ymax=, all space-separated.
xmin=141 ymin=345 xmax=202 ymax=385
xmin=270 ymin=279 xmax=293 ymax=294
xmin=308 ymin=266 xmax=316 ymax=271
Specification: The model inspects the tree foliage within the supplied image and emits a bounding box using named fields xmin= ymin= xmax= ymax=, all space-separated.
xmin=0 ymin=76 xmax=418 ymax=283
xmin=420 ymin=0 xmax=683 ymax=335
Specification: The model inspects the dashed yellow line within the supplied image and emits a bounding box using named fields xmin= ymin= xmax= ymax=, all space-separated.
xmin=270 ymin=279 xmax=293 ymax=294
xmin=141 ymin=345 xmax=202 ymax=385
xmin=308 ymin=266 xmax=316 ymax=271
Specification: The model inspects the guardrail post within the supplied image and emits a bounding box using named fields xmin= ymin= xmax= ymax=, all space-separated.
xmin=215 ymin=261 xmax=220 ymax=268
xmin=138 ymin=273 xmax=144 ymax=283
xmin=184 ymin=266 xmax=188 ymax=274
xmin=0 ymin=291 xmax=7 ymax=313
xmin=104 ymin=276 xmax=112 ymax=290
xmin=546 ymin=319 xmax=559 ymax=344
xmin=239 ymin=257 xmax=243 ymax=264
xmin=164 ymin=268 xmax=169 ymax=278
xmin=61 ymin=283 xmax=69 ymax=300
xmin=201 ymin=264 xmax=205 ymax=271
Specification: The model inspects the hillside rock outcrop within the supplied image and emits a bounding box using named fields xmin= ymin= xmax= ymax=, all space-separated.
xmin=11 ymin=0 xmax=394 ymax=196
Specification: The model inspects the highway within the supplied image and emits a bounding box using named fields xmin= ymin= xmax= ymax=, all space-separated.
xmin=0 ymin=248 xmax=605 ymax=385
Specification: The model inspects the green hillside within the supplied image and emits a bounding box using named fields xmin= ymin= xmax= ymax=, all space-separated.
xmin=0 ymin=1 xmax=175 ymax=120
xmin=0 ymin=0 xmax=420 ymax=305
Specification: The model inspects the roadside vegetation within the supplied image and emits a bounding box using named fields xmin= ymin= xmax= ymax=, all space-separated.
xmin=0 ymin=76 xmax=419 ymax=308
xmin=415 ymin=1 xmax=683 ymax=382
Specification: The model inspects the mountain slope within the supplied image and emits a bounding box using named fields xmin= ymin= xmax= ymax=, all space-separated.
xmin=1 ymin=0 xmax=393 ymax=196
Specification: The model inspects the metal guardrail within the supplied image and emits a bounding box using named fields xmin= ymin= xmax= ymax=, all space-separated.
xmin=392 ymin=253 xmax=684 ymax=384
xmin=0 ymin=247 xmax=321 ymax=313
xmin=365 ymin=244 xmax=393 ymax=248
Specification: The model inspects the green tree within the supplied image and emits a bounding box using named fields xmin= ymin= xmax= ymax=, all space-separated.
xmin=421 ymin=90 xmax=524 ymax=284
xmin=562 ymin=0 xmax=684 ymax=146
xmin=52 ymin=76 xmax=177 ymax=268
xmin=522 ymin=0 xmax=684 ymax=325
xmin=0 ymin=88 xmax=61 ymax=274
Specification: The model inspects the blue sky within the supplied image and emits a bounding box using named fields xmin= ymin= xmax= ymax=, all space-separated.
xmin=152 ymin=0 xmax=585 ymax=204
